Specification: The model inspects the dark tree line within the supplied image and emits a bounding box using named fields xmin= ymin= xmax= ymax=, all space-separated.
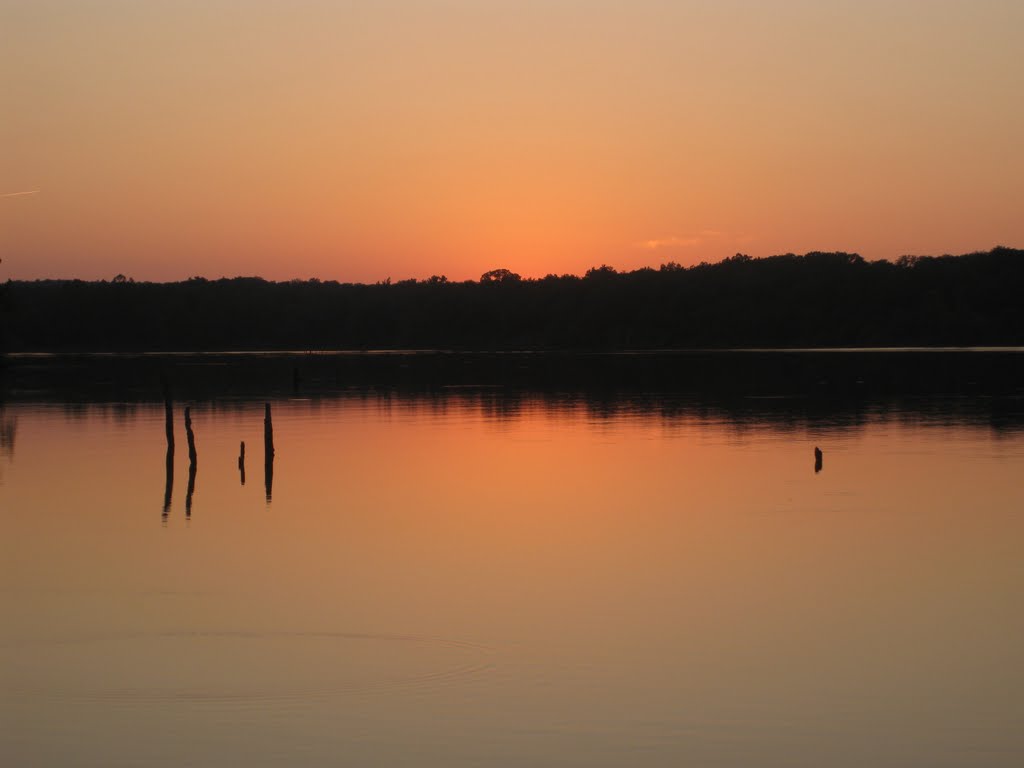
xmin=1 ymin=247 xmax=1022 ymax=352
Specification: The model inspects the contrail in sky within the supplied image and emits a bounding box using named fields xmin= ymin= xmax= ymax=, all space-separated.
xmin=1 ymin=189 xmax=40 ymax=197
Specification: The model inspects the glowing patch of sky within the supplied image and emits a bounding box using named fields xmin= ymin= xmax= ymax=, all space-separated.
xmin=1 ymin=0 xmax=1021 ymax=281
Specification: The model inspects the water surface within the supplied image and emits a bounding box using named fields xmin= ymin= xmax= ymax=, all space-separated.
xmin=2 ymin=390 xmax=1023 ymax=766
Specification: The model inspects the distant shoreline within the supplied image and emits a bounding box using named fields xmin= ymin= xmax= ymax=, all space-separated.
xmin=3 ymin=248 xmax=1022 ymax=352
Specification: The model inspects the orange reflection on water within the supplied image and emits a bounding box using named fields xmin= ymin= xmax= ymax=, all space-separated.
xmin=2 ymin=396 xmax=1023 ymax=766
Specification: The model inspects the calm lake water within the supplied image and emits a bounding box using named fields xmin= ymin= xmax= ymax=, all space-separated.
xmin=2 ymin=383 xmax=1023 ymax=766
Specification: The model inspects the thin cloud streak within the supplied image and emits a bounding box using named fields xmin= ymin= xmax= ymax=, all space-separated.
xmin=1 ymin=189 xmax=40 ymax=198
xmin=637 ymin=230 xmax=725 ymax=250
xmin=639 ymin=236 xmax=700 ymax=250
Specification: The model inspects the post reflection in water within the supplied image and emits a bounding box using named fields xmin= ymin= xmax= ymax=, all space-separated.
xmin=162 ymin=447 xmax=173 ymax=520
xmin=184 ymin=406 xmax=198 ymax=466
xmin=162 ymin=387 xmax=174 ymax=520
xmin=0 ymin=409 xmax=15 ymax=485
xmin=238 ymin=440 xmax=246 ymax=486
xmin=0 ymin=410 xmax=16 ymax=458
xmin=184 ymin=407 xmax=198 ymax=517
xmin=185 ymin=462 xmax=196 ymax=518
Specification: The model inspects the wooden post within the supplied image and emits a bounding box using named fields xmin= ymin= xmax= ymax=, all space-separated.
xmin=264 ymin=403 xmax=274 ymax=502
xmin=184 ymin=407 xmax=197 ymax=515
xmin=264 ymin=403 xmax=274 ymax=459
xmin=162 ymin=379 xmax=174 ymax=453
xmin=161 ymin=377 xmax=173 ymax=519
xmin=238 ymin=440 xmax=246 ymax=486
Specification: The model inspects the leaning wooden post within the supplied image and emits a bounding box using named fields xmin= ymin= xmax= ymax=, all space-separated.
xmin=264 ymin=403 xmax=275 ymax=501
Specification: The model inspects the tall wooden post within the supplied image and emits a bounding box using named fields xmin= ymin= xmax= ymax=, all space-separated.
xmin=163 ymin=379 xmax=174 ymax=453
xmin=185 ymin=407 xmax=198 ymax=515
xmin=162 ymin=378 xmax=173 ymax=519
xmin=264 ymin=403 xmax=274 ymax=502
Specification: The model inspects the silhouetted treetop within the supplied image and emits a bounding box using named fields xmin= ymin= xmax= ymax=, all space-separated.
xmin=480 ymin=268 xmax=522 ymax=283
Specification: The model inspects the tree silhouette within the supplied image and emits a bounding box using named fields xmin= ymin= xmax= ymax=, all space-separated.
xmin=480 ymin=268 xmax=521 ymax=283
xmin=1 ymin=248 xmax=1021 ymax=351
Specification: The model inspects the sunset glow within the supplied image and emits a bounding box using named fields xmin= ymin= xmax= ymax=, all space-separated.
xmin=2 ymin=1 xmax=1022 ymax=281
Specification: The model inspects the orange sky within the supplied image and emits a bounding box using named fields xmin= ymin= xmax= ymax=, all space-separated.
xmin=2 ymin=1 xmax=1022 ymax=282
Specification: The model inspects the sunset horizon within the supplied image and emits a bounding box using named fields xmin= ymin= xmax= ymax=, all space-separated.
xmin=2 ymin=242 xmax=1021 ymax=285
xmin=4 ymin=1 xmax=1022 ymax=283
